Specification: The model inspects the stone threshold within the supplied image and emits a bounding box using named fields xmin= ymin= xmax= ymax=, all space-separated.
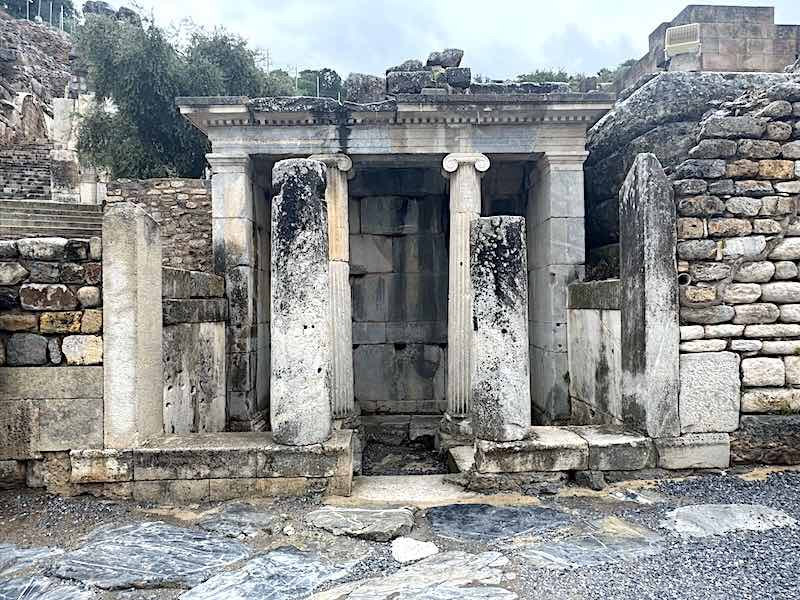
xmin=68 ymin=430 xmax=353 ymax=503
xmin=452 ymin=425 xmax=730 ymax=475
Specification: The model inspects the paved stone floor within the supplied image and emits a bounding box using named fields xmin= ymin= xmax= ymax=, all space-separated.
xmin=2 ymin=468 xmax=800 ymax=599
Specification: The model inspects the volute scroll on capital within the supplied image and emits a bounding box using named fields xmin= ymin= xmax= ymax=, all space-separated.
xmin=309 ymin=153 xmax=354 ymax=178
xmin=442 ymin=153 xmax=491 ymax=174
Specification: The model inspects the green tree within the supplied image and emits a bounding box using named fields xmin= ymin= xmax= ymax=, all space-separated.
xmin=296 ymin=67 xmax=342 ymax=98
xmin=515 ymin=69 xmax=570 ymax=84
xmin=75 ymin=10 xmax=273 ymax=178
xmin=265 ymin=69 xmax=295 ymax=96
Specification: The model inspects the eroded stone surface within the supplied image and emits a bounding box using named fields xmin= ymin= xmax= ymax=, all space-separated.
xmin=306 ymin=507 xmax=414 ymax=541
xmin=659 ymin=504 xmax=796 ymax=538
xmin=0 ymin=543 xmax=63 ymax=577
xmin=51 ymin=521 xmax=250 ymax=589
xmin=427 ymin=503 xmax=572 ymax=541
xmin=181 ymin=546 xmax=351 ymax=600
xmin=391 ymin=537 xmax=439 ymax=563
xmin=197 ymin=502 xmax=284 ymax=539
xmin=309 ymin=551 xmax=516 ymax=600
xmin=0 ymin=576 xmax=97 ymax=599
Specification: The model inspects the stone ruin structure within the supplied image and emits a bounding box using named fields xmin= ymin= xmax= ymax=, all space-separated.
xmin=3 ymin=32 xmax=800 ymax=501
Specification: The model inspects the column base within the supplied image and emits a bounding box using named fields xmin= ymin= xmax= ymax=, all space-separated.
xmin=437 ymin=414 xmax=474 ymax=450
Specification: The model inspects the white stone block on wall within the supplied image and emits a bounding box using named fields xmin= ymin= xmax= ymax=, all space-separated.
xmin=679 ymin=351 xmax=740 ymax=434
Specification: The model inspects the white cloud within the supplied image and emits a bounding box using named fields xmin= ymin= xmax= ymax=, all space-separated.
xmin=114 ymin=0 xmax=800 ymax=79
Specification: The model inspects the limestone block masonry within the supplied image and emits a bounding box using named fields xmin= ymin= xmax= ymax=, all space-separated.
xmin=470 ymin=216 xmax=531 ymax=442
xmin=270 ymin=159 xmax=333 ymax=446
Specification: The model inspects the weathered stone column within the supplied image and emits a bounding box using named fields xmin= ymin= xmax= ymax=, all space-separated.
xmin=310 ymin=153 xmax=354 ymax=420
xmin=620 ymin=153 xmax=680 ymax=437
xmin=207 ymin=153 xmax=259 ymax=429
xmin=103 ymin=202 xmax=163 ymax=448
xmin=471 ymin=216 xmax=531 ymax=441
xmin=442 ymin=153 xmax=490 ymax=420
xmin=270 ymin=159 xmax=332 ymax=445
xmin=527 ymin=151 xmax=587 ymax=423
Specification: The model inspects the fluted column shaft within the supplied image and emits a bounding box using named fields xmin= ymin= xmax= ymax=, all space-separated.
xmin=310 ymin=154 xmax=354 ymax=419
xmin=442 ymin=153 xmax=490 ymax=417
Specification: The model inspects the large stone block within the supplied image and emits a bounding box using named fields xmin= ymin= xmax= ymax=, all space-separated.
xmin=349 ymin=168 xmax=446 ymax=197
xmin=163 ymin=322 xmax=226 ymax=434
xmin=619 ymin=154 xmax=680 ymax=437
xmin=351 ymin=274 xmax=389 ymax=322
xmin=0 ymin=366 xmax=103 ymax=400
xmin=103 ymin=202 xmax=164 ymax=448
xmin=0 ymin=399 xmax=38 ymax=460
xmin=349 ymin=235 xmax=393 ymax=274
xmin=360 ymin=195 xmax=443 ymax=235
xmin=393 ymin=235 xmax=448 ymax=273
xmin=353 ymin=345 xmax=397 ymax=402
xmin=470 ymin=217 xmax=530 ymax=442
xmin=679 ymin=352 xmax=740 ymax=434
xmin=569 ymin=426 xmax=656 ymax=471
xmin=530 ymin=347 xmax=570 ymax=422
xmin=16 ymin=237 xmax=68 ymax=261
xmin=732 ymin=415 xmax=800 ymax=464
xmin=654 ymin=433 xmax=730 ymax=469
xmin=37 ymin=397 xmax=103 ymax=451
xmin=70 ymin=449 xmax=134 ymax=483
xmin=270 ymin=159 xmax=332 ymax=445
xmin=62 ymin=335 xmax=103 ymax=366
xmin=474 ymin=427 xmax=589 ymax=473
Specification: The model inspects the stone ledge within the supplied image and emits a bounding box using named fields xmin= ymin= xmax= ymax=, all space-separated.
xmin=654 ymin=433 xmax=730 ymax=469
xmin=474 ymin=427 xmax=589 ymax=473
xmin=568 ymin=426 xmax=656 ymax=470
xmin=162 ymin=267 xmax=224 ymax=299
xmin=0 ymin=366 xmax=103 ymax=400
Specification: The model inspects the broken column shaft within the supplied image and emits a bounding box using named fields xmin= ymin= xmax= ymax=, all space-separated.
xmin=270 ymin=159 xmax=332 ymax=445
xmin=470 ymin=216 xmax=531 ymax=441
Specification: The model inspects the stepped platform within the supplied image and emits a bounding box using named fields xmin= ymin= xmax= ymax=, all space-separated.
xmin=0 ymin=199 xmax=102 ymax=239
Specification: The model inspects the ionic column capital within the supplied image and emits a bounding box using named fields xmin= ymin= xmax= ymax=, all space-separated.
xmin=309 ymin=153 xmax=353 ymax=173
xmin=442 ymin=153 xmax=490 ymax=174
xmin=206 ymin=153 xmax=252 ymax=174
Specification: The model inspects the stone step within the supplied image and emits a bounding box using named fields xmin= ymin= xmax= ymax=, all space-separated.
xmin=474 ymin=426 xmax=656 ymax=474
xmin=0 ymin=217 xmax=103 ymax=228
xmin=0 ymin=225 xmax=102 ymax=239
xmin=69 ymin=431 xmax=353 ymax=503
xmin=0 ymin=200 xmax=102 ymax=213
xmin=447 ymin=445 xmax=475 ymax=473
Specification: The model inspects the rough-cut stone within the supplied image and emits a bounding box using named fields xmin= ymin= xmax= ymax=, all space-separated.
xmin=745 ymin=323 xmax=800 ymax=337
xmin=735 ymin=180 xmax=774 ymax=196
xmin=39 ymin=311 xmax=82 ymax=333
xmin=737 ymin=140 xmax=782 ymax=159
xmin=707 ymin=218 xmax=752 ymax=237
xmin=674 ymin=159 xmax=726 ymax=179
xmin=760 ymin=195 xmax=795 ymax=215
xmin=386 ymin=71 xmax=435 ymax=94
xmin=761 ymin=340 xmax=800 ymax=354
xmin=62 ymin=335 xmax=103 ymax=366
xmin=722 ymin=283 xmax=762 ymax=304
xmin=689 ymin=262 xmax=730 ymax=281
xmin=767 ymin=121 xmax=793 ymax=141
xmin=761 ymin=282 xmax=800 ymax=303
xmin=271 ymin=159 xmax=332 ymax=446
xmin=678 ymin=195 xmax=726 ymax=217
xmin=19 ymin=283 xmax=77 ymax=311
xmin=769 ymin=238 xmax=800 ymax=260
xmin=76 ymin=286 xmax=101 ymax=308
xmin=725 ymin=159 xmax=759 ymax=178
xmin=733 ymin=261 xmax=775 ymax=282
xmin=428 ymin=503 xmax=572 ymax=540
xmin=730 ymin=339 xmax=762 ymax=352
xmin=680 ymin=325 xmax=704 ymax=340
xmin=725 ymin=197 xmax=761 ymax=216
xmin=426 ymin=48 xmax=464 ymax=68
xmin=470 ymin=217 xmax=529 ymax=442
xmin=0 ymin=262 xmax=28 ymax=286
xmin=570 ymin=426 xmax=655 ymax=471
xmin=733 ymin=303 xmax=779 ymax=324
xmin=677 ymin=240 xmax=717 ymax=260
xmin=70 ymin=449 xmax=133 ymax=483
xmin=49 ymin=338 xmax=61 ymax=365
xmin=27 ymin=262 xmax=60 ymax=283
xmin=679 ymin=339 xmax=727 ymax=352
xmin=343 ymin=73 xmax=385 ymax=103
xmin=689 ymin=139 xmax=736 ymax=159
xmin=741 ymin=388 xmax=800 ymax=413
xmin=673 ymin=179 xmax=707 ymax=196
xmin=391 ymin=537 xmax=440 ymax=563
xmin=659 ymin=504 xmax=795 ymax=538
xmin=682 ymin=285 xmax=716 ymax=304
xmin=681 ymin=305 xmax=735 ymax=324
xmin=758 ymin=159 xmax=795 ymax=179
xmin=742 ymin=357 xmax=785 ymax=387
xmin=704 ymin=324 xmax=744 ymax=338
xmin=0 ymin=241 xmax=17 ymax=259
xmin=700 ymin=115 xmax=767 ymax=139
xmin=654 ymin=433 xmax=730 ymax=469
xmin=306 ymin=507 xmax=414 ymax=541
xmin=676 ymin=218 xmax=704 ymax=239
xmin=16 ymin=237 xmax=67 ymax=261
xmin=721 ymin=236 xmax=766 ymax=258
xmin=52 ymin=521 xmax=250 ymax=589
xmin=197 ymin=502 xmax=284 ymax=539
xmin=679 ymin=352 xmax=740 ymax=434
xmin=6 ymin=333 xmax=47 ymax=366
xmin=620 ymin=154 xmax=679 ymax=437
xmin=81 ymin=309 xmax=103 ymax=334
xmin=474 ymin=426 xmax=588 ymax=473
xmin=775 ymin=261 xmax=798 ymax=280
xmin=0 ymin=313 xmax=37 ymax=332
xmin=732 ymin=415 xmax=800 ymax=464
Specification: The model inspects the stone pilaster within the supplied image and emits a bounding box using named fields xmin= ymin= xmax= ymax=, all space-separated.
xmin=527 ymin=151 xmax=587 ymax=423
xmin=270 ymin=159 xmax=332 ymax=445
xmin=442 ymin=153 xmax=490 ymax=419
xmin=310 ymin=153 xmax=355 ymax=420
xmin=207 ymin=153 xmax=258 ymax=428
xmin=470 ymin=216 xmax=531 ymax=441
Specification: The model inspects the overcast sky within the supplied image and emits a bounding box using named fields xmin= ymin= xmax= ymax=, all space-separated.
xmin=120 ymin=0 xmax=800 ymax=79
